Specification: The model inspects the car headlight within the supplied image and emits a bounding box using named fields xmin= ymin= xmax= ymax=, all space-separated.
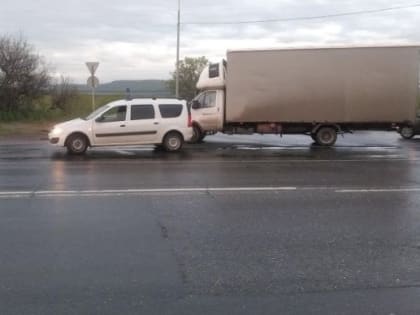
xmin=51 ymin=127 xmax=63 ymax=136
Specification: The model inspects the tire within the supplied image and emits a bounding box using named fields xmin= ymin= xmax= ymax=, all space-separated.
xmin=162 ymin=132 xmax=183 ymax=152
xmin=400 ymin=126 xmax=415 ymax=139
xmin=66 ymin=133 xmax=88 ymax=155
xmin=315 ymin=127 xmax=337 ymax=146
xmin=189 ymin=125 xmax=204 ymax=143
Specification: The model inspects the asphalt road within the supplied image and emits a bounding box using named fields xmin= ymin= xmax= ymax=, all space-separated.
xmin=1 ymin=132 xmax=420 ymax=314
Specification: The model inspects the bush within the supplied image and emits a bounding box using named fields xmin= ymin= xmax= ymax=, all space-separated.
xmin=0 ymin=35 xmax=50 ymax=112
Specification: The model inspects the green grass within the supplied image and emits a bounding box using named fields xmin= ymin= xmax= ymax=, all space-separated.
xmin=0 ymin=121 xmax=54 ymax=137
xmin=56 ymin=93 xmax=123 ymax=121
xmin=0 ymin=94 xmax=123 ymax=122
xmin=0 ymin=93 xmax=123 ymax=137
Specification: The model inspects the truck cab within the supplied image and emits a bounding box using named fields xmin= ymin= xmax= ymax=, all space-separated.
xmin=190 ymin=62 xmax=226 ymax=142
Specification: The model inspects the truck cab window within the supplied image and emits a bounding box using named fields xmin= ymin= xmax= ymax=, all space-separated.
xmin=209 ymin=63 xmax=219 ymax=78
xmin=203 ymin=91 xmax=216 ymax=108
xmin=192 ymin=93 xmax=205 ymax=109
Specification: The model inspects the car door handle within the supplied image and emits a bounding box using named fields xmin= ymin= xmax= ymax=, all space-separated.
xmin=120 ymin=124 xmax=126 ymax=127
xmin=154 ymin=122 xmax=159 ymax=125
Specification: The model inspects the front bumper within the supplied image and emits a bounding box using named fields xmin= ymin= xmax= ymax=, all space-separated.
xmin=48 ymin=132 xmax=65 ymax=146
xmin=49 ymin=137 xmax=60 ymax=144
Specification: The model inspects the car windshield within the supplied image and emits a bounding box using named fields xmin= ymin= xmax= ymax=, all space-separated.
xmin=84 ymin=104 xmax=111 ymax=120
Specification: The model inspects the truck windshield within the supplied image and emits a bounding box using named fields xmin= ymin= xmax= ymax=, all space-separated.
xmin=84 ymin=104 xmax=110 ymax=120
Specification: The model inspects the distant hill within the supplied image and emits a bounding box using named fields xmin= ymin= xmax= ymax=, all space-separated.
xmin=74 ymin=80 xmax=173 ymax=97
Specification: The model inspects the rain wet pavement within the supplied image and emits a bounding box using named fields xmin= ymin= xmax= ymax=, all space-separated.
xmin=1 ymin=131 xmax=420 ymax=314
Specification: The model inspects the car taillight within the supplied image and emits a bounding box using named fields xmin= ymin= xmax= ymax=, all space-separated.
xmin=188 ymin=113 xmax=192 ymax=127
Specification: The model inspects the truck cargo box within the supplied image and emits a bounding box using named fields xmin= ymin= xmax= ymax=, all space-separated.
xmin=226 ymin=46 xmax=419 ymax=124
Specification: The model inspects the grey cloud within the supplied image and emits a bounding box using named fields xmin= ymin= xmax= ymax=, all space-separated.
xmin=1 ymin=0 xmax=419 ymax=82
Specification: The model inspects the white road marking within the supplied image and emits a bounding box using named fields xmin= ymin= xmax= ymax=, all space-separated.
xmin=336 ymin=188 xmax=420 ymax=193
xmin=1 ymin=158 xmax=419 ymax=168
xmin=0 ymin=186 xmax=298 ymax=199
xmin=0 ymin=191 xmax=33 ymax=195
xmin=1 ymin=186 xmax=420 ymax=199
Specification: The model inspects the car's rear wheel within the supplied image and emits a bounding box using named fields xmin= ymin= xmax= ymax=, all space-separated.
xmin=163 ymin=132 xmax=183 ymax=152
xmin=66 ymin=133 xmax=88 ymax=155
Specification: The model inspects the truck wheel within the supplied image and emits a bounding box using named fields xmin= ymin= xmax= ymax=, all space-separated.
xmin=315 ymin=127 xmax=337 ymax=146
xmin=190 ymin=125 xmax=204 ymax=143
xmin=163 ymin=132 xmax=183 ymax=152
xmin=400 ymin=126 xmax=415 ymax=139
xmin=66 ymin=133 xmax=88 ymax=155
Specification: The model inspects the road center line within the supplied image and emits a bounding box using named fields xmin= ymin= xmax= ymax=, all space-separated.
xmin=0 ymin=187 xmax=297 ymax=198
xmin=336 ymin=188 xmax=420 ymax=193
xmin=1 ymin=186 xmax=420 ymax=199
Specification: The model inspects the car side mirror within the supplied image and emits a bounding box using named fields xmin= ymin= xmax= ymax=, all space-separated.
xmin=191 ymin=100 xmax=200 ymax=110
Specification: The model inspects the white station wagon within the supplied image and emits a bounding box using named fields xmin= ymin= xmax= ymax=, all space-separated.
xmin=48 ymin=98 xmax=193 ymax=154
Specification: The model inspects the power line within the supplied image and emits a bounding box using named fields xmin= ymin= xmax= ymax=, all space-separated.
xmin=182 ymin=3 xmax=420 ymax=25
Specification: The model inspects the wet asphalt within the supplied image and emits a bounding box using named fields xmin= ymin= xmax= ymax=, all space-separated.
xmin=1 ymin=132 xmax=420 ymax=314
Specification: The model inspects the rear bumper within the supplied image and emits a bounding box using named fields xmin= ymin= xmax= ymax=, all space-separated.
xmin=182 ymin=128 xmax=193 ymax=142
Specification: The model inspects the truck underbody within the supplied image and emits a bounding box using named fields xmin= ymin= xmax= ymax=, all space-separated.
xmin=220 ymin=121 xmax=410 ymax=146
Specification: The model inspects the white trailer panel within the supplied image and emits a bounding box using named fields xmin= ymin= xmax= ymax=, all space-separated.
xmin=226 ymin=46 xmax=419 ymax=123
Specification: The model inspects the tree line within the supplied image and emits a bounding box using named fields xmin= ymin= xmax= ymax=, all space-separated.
xmin=0 ymin=35 xmax=78 ymax=120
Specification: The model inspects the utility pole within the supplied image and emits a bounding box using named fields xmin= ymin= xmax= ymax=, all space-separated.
xmin=176 ymin=0 xmax=181 ymax=98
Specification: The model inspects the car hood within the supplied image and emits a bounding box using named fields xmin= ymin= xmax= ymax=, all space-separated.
xmin=53 ymin=118 xmax=88 ymax=130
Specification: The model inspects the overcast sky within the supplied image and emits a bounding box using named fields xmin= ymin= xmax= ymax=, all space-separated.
xmin=1 ymin=0 xmax=419 ymax=83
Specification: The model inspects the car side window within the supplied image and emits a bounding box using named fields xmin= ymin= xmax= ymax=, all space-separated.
xmin=131 ymin=105 xmax=155 ymax=120
xmin=101 ymin=105 xmax=127 ymax=122
xmin=159 ymin=104 xmax=183 ymax=118
xmin=203 ymin=91 xmax=216 ymax=108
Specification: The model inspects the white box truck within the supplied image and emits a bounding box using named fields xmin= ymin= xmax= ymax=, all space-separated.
xmin=190 ymin=45 xmax=420 ymax=145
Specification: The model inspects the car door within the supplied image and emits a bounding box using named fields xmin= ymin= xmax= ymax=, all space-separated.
xmin=92 ymin=105 xmax=129 ymax=145
xmin=199 ymin=91 xmax=219 ymax=130
xmin=123 ymin=104 xmax=159 ymax=144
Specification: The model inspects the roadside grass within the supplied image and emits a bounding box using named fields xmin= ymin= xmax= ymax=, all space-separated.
xmin=61 ymin=94 xmax=123 ymax=120
xmin=0 ymin=121 xmax=54 ymax=138
xmin=0 ymin=94 xmax=122 ymax=138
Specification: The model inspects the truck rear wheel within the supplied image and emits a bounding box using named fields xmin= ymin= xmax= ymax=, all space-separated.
xmin=400 ymin=126 xmax=415 ymax=139
xmin=315 ymin=127 xmax=337 ymax=146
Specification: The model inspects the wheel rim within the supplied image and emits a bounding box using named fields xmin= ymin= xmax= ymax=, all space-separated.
xmin=321 ymin=130 xmax=333 ymax=143
xmin=401 ymin=127 xmax=414 ymax=138
xmin=72 ymin=138 xmax=84 ymax=151
xmin=167 ymin=136 xmax=180 ymax=150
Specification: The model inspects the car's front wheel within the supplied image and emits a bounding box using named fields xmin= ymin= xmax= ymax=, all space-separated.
xmin=66 ymin=133 xmax=88 ymax=155
xmin=162 ymin=132 xmax=183 ymax=152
